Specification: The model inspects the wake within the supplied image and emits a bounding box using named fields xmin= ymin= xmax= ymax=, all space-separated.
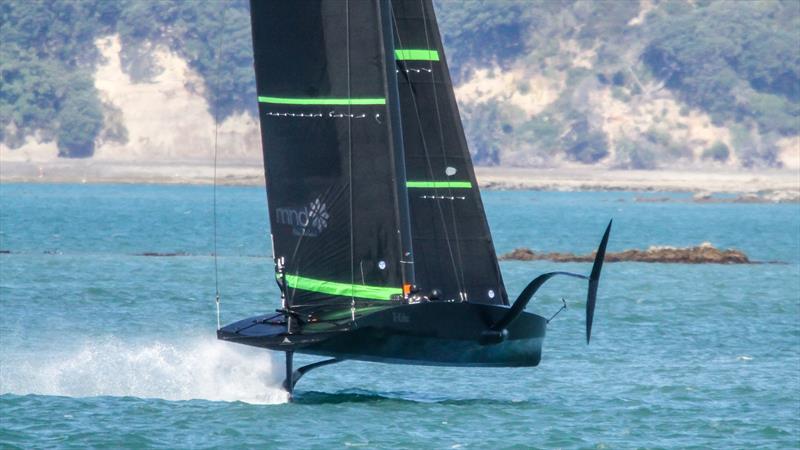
xmin=0 ymin=337 xmax=289 ymax=404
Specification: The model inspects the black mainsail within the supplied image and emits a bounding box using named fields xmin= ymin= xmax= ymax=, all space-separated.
xmin=218 ymin=0 xmax=610 ymax=398
xmin=251 ymin=0 xmax=413 ymax=309
xmin=252 ymin=0 xmax=507 ymax=310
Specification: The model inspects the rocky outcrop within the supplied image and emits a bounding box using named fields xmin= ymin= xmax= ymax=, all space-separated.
xmin=499 ymin=242 xmax=751 ymax=264
xmin=692 ymin=190 xmax=800 ymax=204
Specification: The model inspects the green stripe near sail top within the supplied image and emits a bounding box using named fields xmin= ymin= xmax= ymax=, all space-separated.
xmin=285 ymin=274 xmax=401 ymax=301
xmin=258 ymin=96 xmax=386 ymax=106
xmin=406 ymin=181 xmax=473 ymax=189
xmin=395 ymin=49 xmax=440 ymax=61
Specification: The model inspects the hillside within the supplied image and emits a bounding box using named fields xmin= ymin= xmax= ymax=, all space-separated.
xmin=1 ymin=0 xmax=798 ymax=169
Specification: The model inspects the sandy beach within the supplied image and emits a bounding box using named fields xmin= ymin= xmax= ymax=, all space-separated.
xmin=1 ymin=159 xmax=798 ymax=200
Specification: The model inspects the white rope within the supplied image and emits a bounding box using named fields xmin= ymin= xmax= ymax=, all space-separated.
xmin=215 ymin=293 xmax=221 ymax=330
xmin=211 ymin=2 xmax=226 ymax=331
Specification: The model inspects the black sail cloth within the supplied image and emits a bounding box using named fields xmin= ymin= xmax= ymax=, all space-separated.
xmin=250 ymin=0 xmax=407 ymax=307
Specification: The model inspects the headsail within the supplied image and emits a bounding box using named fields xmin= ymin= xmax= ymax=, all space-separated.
xmin=391 ymin=0 xmax=508 ymax=305
xmin=250 ymin=0 xmax=412 ymax=308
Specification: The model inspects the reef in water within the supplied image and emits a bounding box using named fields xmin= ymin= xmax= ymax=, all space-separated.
xmin=499 ymin=242 xmax=752 ymax=264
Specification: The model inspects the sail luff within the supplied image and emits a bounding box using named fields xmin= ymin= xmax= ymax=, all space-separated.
xmin=379 ymin=0 xmax=416 ymax=292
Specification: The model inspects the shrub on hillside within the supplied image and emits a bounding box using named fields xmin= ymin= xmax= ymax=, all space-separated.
xmin=562 ymin=118 xmax=609 ymax=164
xmin=614 ymin=139 xmax=659 ymax=170
xmin=56 ymin=81 xmax=104 ymax=158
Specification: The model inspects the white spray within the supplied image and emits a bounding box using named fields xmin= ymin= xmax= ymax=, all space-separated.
xmin=0 ymin=337 xmax=289 ymax=405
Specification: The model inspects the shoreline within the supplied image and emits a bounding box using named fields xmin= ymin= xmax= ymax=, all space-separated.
xmin=1 ymin=160 xmax=798 ymax=198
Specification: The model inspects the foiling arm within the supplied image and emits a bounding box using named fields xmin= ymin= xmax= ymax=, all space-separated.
xmin=480 ymin=220 xmax=612 ymax=345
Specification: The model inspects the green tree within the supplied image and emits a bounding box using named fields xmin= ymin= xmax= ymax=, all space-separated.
xmin=643 ymin=0 xmax=799 ymax=136
xmin=56 ymin=81 xmax=104 ymax=158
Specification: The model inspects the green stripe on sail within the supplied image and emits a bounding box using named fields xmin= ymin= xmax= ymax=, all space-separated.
xmin=406 ymin=181 xmax=473 ymax=189
xmin=285 ymin=274 xmax=401 ymax=301
xmin=395 ymin=49 xmax=440 ymax=61
xmin=258 ymin=96 xmax=386 ymax=106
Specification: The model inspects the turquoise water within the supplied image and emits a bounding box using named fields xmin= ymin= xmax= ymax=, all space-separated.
xmin=1 ymin=184 xmax=798 ymax=448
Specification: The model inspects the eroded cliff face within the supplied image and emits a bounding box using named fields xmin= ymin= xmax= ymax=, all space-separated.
xmin=449 ymin=0 xmax=799 ymax=170
xmin=0 ymin=35 xmax=261 ymax=166
xmin=453 ymin=55 xmax=798 ymax=171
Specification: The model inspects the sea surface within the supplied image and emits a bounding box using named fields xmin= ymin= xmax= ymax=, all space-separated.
xmin=1 ymin=184 xmax=798 ymax=449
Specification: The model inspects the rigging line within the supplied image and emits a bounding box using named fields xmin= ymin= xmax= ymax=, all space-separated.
xmin=211 ymin=0 xmax=227 ymax=331
xmin=287 ymin=231 xmax=305 ymax=306
xmin=418 ymin=0 xmax=468 ymax=297
xmin=346 ymin=0 xmax=355 ymax=310
xmin=391 ymin=8 xmax=464 ymax=297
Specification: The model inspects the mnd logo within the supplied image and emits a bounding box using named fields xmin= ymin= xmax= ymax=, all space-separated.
xmin=275 ymin=198 xmax=330 ymax=237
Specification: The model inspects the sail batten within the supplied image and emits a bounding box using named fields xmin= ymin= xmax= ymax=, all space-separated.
xmin=395 ymin=49 xmax=440 ymax=61
xmin=258 ymin=96 xmax=387 ymax=106
xmin=406 ymin=181 xmax=472 ymax=188
xmin=285 ymin=274 xmax=402 ymax=301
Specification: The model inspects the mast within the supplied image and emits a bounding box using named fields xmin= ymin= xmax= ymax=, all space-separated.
xmin=379 ymin=0 xmax=415 ymax=293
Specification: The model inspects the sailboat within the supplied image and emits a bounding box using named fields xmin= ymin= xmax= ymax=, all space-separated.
xmin=217 ymin=0 xmax=612 ymax=397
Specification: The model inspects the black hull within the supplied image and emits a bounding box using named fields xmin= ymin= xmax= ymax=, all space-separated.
xmin=218 ymin=302 xmax=546 ymax=367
